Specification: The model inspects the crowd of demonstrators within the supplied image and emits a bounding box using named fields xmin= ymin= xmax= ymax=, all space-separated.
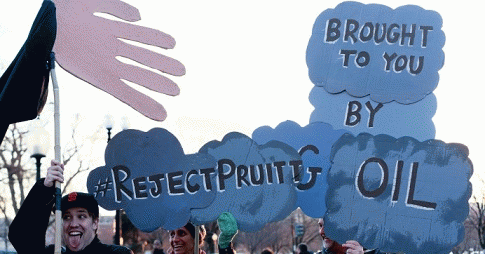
xmin=9 ymin=160 xmax=133 ymax=254
xmin=8 ymin=159 xmax=240 ymax=254
xmin=8 ymin=159 xmax=386 ymax=254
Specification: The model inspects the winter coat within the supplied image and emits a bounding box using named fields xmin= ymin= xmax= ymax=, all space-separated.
xmin=9 ymin=179 xmax=132 ymax=254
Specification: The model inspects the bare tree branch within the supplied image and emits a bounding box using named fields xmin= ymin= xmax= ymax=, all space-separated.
xmin=0 ymin=119 xmax=97 ymax=224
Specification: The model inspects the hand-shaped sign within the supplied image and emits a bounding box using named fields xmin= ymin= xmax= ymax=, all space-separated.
xmin=52 ymin=0 xmax=185 ymax=121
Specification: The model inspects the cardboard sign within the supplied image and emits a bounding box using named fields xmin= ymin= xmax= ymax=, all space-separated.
xmin=252 ymin=121 xmax=349 ymax=218
xmin=190 ymin=132 xmax=301 ymax=232
xmin=306 ymin=1 xmax=445 ymax=104
xmin=87 ymin=128 xmax=303 ymax=232
xmin=80 ymin=3 xmax=472 ymax=253
xmin=52 ymin=0 xmax=185 ymax=121
xmin=86 ymin=128 xmax=217 ymax=231
xmin=324 ymin=133 xmax=473 ymax=253
xmin=309 ymin=87 xmax=437 ymax=141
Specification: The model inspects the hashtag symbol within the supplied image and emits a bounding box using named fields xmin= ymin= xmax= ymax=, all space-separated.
xmin=94 ymin=178 xmax=112 ymax=198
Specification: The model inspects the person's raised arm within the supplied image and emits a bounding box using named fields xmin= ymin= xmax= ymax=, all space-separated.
xmin=217 ymin=212 xmax=238 ymax=254
xmin=9 ymin=160 xmax=65 ymax=253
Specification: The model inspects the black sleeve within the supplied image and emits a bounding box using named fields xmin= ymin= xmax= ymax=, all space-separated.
xmin=9 ymin=179 xmax=56 ymax=254
xmin=218 ymin=242 xmax=235 ymax=254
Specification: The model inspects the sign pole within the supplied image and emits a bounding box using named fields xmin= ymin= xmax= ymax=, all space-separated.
xmin=194 ymin=226 xmax=199 ymax=254
xmin=50 ymin=53 xmax=62 ymax=254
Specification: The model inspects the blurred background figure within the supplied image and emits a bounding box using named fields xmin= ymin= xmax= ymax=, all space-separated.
xmin=153 ymin=239 xmax=165 ymax=254
xmin=298 ymin=243 xmax=313 ymax=254
xmin=261 ymin=247 xmax=274 ymax=254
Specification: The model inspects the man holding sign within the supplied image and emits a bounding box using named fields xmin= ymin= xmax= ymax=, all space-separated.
xmin=9 ymin=160 xmax=133 ymax=254
xmin=317 ymin=219 xmax=382 ymax=254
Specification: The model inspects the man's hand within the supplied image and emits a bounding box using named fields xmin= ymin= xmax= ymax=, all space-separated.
xmin=342 ymin=240 xmax=364 ymax=254
xmin=52 ymin=0 xmax=185 ymax=121
xmin=44 ymin=160 xmax=64 ymax=187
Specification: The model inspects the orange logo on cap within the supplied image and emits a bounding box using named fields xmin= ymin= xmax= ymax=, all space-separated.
xmin=68 ymin=192 xmax=77 ymax=202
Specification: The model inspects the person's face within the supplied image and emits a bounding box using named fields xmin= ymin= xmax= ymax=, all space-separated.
xmin=62 ymin=207 xmax=98 ymax=252
xmin=318 ymin=218 xmax=326 ymax=238
xmin=170 ymin=227 xmax=195 ymax=254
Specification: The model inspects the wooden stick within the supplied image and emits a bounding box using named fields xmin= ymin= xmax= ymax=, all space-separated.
xmin=51 ymin=59 xmax=62 ymax=254
xmin=195 ymin=226 xmax=199 ymax=254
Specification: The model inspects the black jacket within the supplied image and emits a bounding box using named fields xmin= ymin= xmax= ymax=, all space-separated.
xmin=9 ymin=179 xmax=132 ymax=254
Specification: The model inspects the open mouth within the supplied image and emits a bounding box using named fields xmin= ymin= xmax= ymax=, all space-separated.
xmin=69 ymin=231 xmax=83 ymax=238
xmin=67 ymin=232 xmax=83 ymax=248
xmin=173 ymin=245 xmax=185 ymax=252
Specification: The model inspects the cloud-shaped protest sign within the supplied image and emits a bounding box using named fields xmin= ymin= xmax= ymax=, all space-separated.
xmin=309 ymin=87 xmax=437 ymax=141
xmin=190 ymin=132 xmax=300 ymax=232
xmin=325 ymin=133 xmax=473 ymax=254
xmin=306 ymin=2 xmax=445 ymax=104
xmin=252 ymin=121 xmax=349 ymax=218
xmin=86 ymin=128 xmax=217 ymax=232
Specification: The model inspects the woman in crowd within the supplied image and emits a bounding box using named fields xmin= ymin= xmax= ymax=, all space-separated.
xmin=168 ymin=213 xmax=238 ymax=254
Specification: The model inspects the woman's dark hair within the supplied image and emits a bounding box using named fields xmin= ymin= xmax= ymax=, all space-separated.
xmin=183 ymin=223 xmax=206 ymax=245
xmin=261 ymin=247 xmax=274 ymax=254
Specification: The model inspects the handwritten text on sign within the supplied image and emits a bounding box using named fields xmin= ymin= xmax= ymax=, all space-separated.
xmin=326 ymin=19 xmax=433 ymax=74
xmin=107 ymin=158 xmax=323 ymax=202
xmin=306 ymin=1 xmax=445 ymax=104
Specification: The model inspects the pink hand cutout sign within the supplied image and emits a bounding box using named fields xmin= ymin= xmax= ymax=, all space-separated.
xmin=52 ymin=0 xmax=185 ymax=121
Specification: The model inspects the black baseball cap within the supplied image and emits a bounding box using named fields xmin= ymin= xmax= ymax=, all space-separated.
xmin=61 ymin=192 xmax=99 ymax=219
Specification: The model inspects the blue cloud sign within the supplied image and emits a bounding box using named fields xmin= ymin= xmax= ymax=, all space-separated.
xmin=309 ymin=86 xmax=437 ymax=140
xmin=87 ymin=129 xmax=304 ymax=232
xmin=86 ymin=128 xmax=218 ymax=231
xmin=306 ymin=1 xmax=445 ymax=104
xmin=82 ymin=4 xmax=472 ymax=253
xmin=324 ymin=133 xmax=473 ymax=253
xmin=252 ymin=121 xmax=349 ymax=218
xmin=190 ymin=132 xmax=301 ymax=232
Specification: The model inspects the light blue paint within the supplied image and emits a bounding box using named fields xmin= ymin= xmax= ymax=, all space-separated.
xmin=190 ymin=132 xmax=300 ymax=232
xmin=309 ymin=87 xmax=436 ymax=140
xmin=325 ymin=132 xmax=473 ymax=254
xmin=306 ymin=1 xmax=445 ymax=104
xmin=87 ymin=128 xmax=217 ymax=232
xmin=252 ymin=120 xmax=349 ymax=218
